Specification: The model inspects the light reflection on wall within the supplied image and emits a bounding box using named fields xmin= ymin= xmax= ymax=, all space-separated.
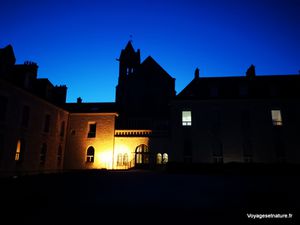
xmin=96 ymin=151 xmax=113 ymax=169
xmin=114 ymin=130 xmax=151 ymax=169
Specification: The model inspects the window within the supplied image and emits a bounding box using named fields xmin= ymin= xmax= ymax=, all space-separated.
xmin=40 ymin=143 xmax=47 ymax=165
xmin=86 ymin=146 xmax=95 ymax=163
xmin=182 ymin=111 xmax=192 ymax=126
xmin=88 ymin=123 xmax=96 ymax=138
xmin=156 ymin=153 xmax=162 ymax=164
xmin=21 ymin=105 xmax=30 ymax=128
xmin=135 ymin=144 xmax=149 ymax=164
xmin=15 ymin=139 xmax=25 ymax=163
xmin=162 ymin=153 xmax=168 ymax=164
xmin=44 ymin=114 xmax=51 ymax=133
xmin=123 ymin=153 xmax=128 ymax=166
xmin=271 ymin=110 xmax=283 ymax=126
xmin=117 ymin=153 xmax=122 ymax=166
xmin=0 ymin=96 xmax=8 ymax=121
xmin=15 ymin=140 xmax=21 ymax=161
xmin=60 ymin=121 xmax=65 ymax=137
xmin=57 ymin=145 xmax=62 ymax=166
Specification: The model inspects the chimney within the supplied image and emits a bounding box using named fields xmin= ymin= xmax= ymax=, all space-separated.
xmin=194 ymin=67 xmax=200 ymax=79
xmin=77 ymin=97 xmax=82 ymax=104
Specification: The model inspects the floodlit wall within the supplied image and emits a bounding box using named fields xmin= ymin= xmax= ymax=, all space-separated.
xmin=64 ymin=113 xmax=117 ymax=170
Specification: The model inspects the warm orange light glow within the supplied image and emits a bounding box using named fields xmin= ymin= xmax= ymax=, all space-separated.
xmin=15 ymin=140 xmax=21 ymax=161
xmin=114 ymin=144 xmax=132 ymax=169
xmin=96 ymin=151 xmax=113 ymax=169
xmin=114 ymin=129 xmax=151 ymax=169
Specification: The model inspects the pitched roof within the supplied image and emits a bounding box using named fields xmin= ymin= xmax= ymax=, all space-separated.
xmin=124 ymin=41 xmax=135 ymax=52
xmin=139 ymin=56 xmax=173 ymax=80
xmin=177 ymin=74 xmax=300 ymax=100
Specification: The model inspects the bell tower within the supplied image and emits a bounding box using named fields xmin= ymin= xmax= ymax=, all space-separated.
xmin=116 ymin=41 xmax=140 ymax=104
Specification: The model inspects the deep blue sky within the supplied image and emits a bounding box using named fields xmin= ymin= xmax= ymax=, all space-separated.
xmin=1 ymin=0 xmax=299 ymax=103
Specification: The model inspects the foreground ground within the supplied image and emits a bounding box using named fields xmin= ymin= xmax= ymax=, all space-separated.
xmin=1 ymin=166 xmax=299 ymax=225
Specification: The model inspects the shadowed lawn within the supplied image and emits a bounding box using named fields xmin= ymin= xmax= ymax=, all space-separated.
xmin=1 ymin=167 xmax=299 ymax=225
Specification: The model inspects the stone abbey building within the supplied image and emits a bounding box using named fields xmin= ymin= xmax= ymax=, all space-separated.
xmin=1 ymin=42 xmax=300 ymax=176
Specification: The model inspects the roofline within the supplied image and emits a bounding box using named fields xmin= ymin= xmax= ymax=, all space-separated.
xmin=69 ymin=112 xmax=119 ymax=116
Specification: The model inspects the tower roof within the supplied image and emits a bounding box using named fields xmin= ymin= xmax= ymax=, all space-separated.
xmin=119 ymin=41 xmax=140 ymax=60
xmin=124 ymin=41 xmax=135 ymax=52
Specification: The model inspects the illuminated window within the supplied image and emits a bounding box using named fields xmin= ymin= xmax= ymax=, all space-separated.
xmin=135 ymin=144 xmax=149 ymax=164
xmin=117 ymin=153 xmax=122 ymax=166
xmin=57 ymin=145 xmax=62 ymax=166
xmin=156 ymin=153 xmax=162 ymax=164
xmin=162 ymin=153 xmax=168 ymax=164
xmin=21 ymin=105 xmax=30 ymax=128
xmin=87 ymin=123 xmax=96 ymax=138
xmin=60 ymin=121 xmax=65 ymax=137
xmin=40 ymin=143 xmax=47 ymax=165
xmin=182 ymin=111 xmax=192 ymax=126
xmin=86 ymin=146 xmax=95 ymax=163
xmin=43 ymin=114 xmax=51 ymax=133
xmin=271 ymin=110 xmax=282 ymax=126
xmin=15 ymin=140 xmax=21 ymax=161
xmin=123 ymin=153 xmax=128 ymax=166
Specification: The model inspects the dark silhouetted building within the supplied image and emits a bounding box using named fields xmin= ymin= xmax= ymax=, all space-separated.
xmin=1 ymin=42 xmax=300 ymax=176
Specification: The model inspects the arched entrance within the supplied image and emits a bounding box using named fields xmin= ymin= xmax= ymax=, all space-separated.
xmin=135 ymin=144 xmax=150 ymax=167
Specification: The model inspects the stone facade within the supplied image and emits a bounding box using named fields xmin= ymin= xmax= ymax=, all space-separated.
xmin=64 ymin=113 xmax=117 ymax=170
xmin=0 ymin=78 xmax=68 ymax=175
xmin=170 ymin=69 xmax=300 ymax=164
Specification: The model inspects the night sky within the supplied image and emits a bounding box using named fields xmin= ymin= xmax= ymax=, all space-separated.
xmin=1 ymin=0 xmax=299 ymax=103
